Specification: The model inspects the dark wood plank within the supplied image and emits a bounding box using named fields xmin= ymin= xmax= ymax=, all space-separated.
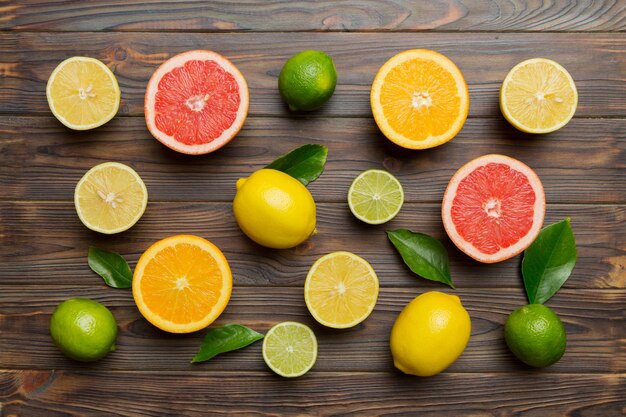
xmin=1 ymin=116 xmax=624 ymax=204
xmin=0 ymin=287 xmax=623 ymax=374
xmin=0 ymin=202 xmax=623 ymax=289
xmin=1 ymin=370 xmax=624 ymax=416
xmin=0 ymin=32 xmax=624 ymax=117
xmin=2 ymin=0 xmax=625 ymax=32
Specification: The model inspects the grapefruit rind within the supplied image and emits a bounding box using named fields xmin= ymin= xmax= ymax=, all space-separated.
xmin=441 ymin=154 xmax=546 ymax=263
xmin=132 ymin=235 xmax=233 ymax=333
xmin=370 ymin=49 xmax=469 ymax=150
xmin=144 ymin=50 xmax=249 ymax=155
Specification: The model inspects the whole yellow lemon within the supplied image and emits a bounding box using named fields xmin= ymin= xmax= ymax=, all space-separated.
xmin=233 ymin=169 xmax=316 ymax=249
xmin=390 ymin=291 xmax=471 ymax=376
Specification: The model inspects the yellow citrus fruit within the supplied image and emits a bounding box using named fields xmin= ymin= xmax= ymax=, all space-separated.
xmin=74 ymin=162 xmax=148 ymax=234
xmin=370 ymin=49 xmax=469 ymax=149
xmin=233 ymin=169 xmax=316 ymax=249
xmin=500 ymin=58 xmax=577 ymax=134
xmin=46 ymin=56 xmax=120 ymax=130
xmin=304 ymin=251 xmax=379 ymax=329
xmin=390 ymin=291 xmax=471 ymax=376
xmin=132 ymin=235 xmax=232 ymax=333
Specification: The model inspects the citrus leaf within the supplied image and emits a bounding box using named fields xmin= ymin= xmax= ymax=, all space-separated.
xmin=522 ymin=218 xmax=577 ymax=304
xmin=192 ymin=324 xmax=264 ymax=363
xmin=88 ymin=247 xmax=132 ymax=289
xmin=387 ymin=229 xmax=454 ymax=288
xmin=265 ymin=144 xmax=328 ymax=186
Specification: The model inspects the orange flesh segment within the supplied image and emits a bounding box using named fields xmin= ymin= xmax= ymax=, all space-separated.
xmin=380 ymin=58 xmax=461 ymax=142
xmin=155 ymin=59 xmax=240 ymax=145
xmin=140 ymin=243 xmax=224 ymax=324
xmin=451 ymin=163 xmax=536 ymax=255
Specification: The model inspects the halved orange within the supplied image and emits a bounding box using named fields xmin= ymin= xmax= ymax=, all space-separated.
xmin=132 ymin=235 xmax=232 ymax=333
xmin=370 ymin=49 xmax=469 ymax=149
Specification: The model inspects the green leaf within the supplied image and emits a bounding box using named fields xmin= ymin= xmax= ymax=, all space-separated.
xmin=522 ymin=218 xmax=577 ymax=304
xmin=387 ymin=229 xmax=455 ymax=288
xmin=88 ymin=247 xmax=133 ymax=289
xmin=191 ymin=324 xmax=264 ymax=363
xmin=265 ymin=144 xmax=328 ymax=186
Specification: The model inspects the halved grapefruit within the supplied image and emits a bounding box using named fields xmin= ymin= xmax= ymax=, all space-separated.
xmin=145 ymin=50 xmax=249 ymax=155
xmin=442 ymin=154 xmax=545 ymax=263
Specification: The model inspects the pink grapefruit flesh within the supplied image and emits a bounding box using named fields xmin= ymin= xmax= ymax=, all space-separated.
xmin=145 ymin=50 xmax=249 ymax=155
xmin=442 ymin=154 xmax=545 ymax=263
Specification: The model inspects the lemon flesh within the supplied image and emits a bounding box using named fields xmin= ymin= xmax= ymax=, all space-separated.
xmin=262 ymin=322 xmax=317 ymax=377
xmin=390 ymin=291 xmax=471 ymax=376
xmin=233 ymin=169 xmax=316 ymax=249
xmin=348 ymin=169 xmax=404 ymax=225
xmin=74 ymin=162 xmax=148 ymax=234
xmin=305 ymin=251 xmax=379 ymax=329
xmin=46 ymin=56 xmax=120 ymax=130
xmin=500 ymin=58 xmax=577 ymax=134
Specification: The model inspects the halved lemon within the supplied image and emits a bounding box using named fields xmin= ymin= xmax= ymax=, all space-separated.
xmin=371 ymin=49 xmax=469 ymax=149
xmin=262 ymin=322 xmax=317 ymax=378
xmin=133 ymin=235 xmax=232 ymax=334
xmin=500 ymin=58 xmax=577 ymax=134
xmin=74 ymin=162 xmax=148 ymax=234
xmin=46 ymin=56 xmax=120 ymax=130
xmin=304 ymin=251 xmax=379 ymax=329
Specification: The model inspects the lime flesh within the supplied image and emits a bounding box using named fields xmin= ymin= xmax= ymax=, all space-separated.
xmin=262 ymin=322 xmax=317 ymax=377
xmin=348 ymin=169 xmax=404 ymax=224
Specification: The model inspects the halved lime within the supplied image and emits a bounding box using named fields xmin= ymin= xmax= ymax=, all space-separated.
xmin=262 ymin=322 xmax=317 ymax=378
xmin=348 ymin=169 xmax=404 ymax=224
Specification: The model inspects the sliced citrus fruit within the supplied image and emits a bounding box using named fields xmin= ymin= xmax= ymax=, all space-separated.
xmin=370 ymin=49 xmax=469 ymax=149
xmin=348 ymin=169 xmax=404 ymax=224
xmin=46 ymin=56 xmax=120 ymax=130
xmin=442 ymin=154 xmax=545 ymax=263
xmin=262 ymin=322 xmax=317 ymax=378
xmin=132 ymin=235 xmax=232 ymax=333
xmin=145 ymin=50 xmax=249 ymax=155
xmin=500 ymin=58 xmax=577 ymax=134
xmin=304 ymin=252 xmax=379 ymax=329
xmin=74 ymin=162 xmax=147 ymax=234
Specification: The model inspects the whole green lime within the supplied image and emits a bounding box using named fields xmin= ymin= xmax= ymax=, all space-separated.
xmin=504 ymin=304 xmax=566 ymax=368
xmin=278 ymin=50 xmax=337 ymax=111
xmin=50 ymin=298 xmax=118 ymax=362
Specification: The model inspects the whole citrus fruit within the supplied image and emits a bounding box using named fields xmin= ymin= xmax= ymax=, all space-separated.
xmin=50 ymin=298 xmax=118 ymax=362
xmin=233 ymin=169 xmax=316 ymax=249
xmin=390 ymin=291 xmax=471 ymax=376
xmin=278 ymin=50 xmax=337 ymax=111
xmin=504 ymin=304 xmax=566 ymax=368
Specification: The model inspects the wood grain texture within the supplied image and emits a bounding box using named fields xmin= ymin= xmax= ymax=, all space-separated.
xmin=1 ymin=202 xmax=623 ymax=289
xmin=0 ymin=287 xmax=623 ymax=374
xmin=2 ymin=0 xmax=625 ymax=32
xmin=1 ymin=32 xmax=624 ymax=117
xmin=1 ymin=116 xmax=624 ymax=204
xmin=1 ymin=370 xmax=624 ymax=417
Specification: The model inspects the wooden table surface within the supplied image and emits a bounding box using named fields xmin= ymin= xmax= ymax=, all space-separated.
xmin=1 ymin=1 xmax=625 ymax=416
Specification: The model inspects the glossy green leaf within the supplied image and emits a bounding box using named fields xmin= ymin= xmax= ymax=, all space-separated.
xmin=265 ymin=144 xmax=328 ymax=186
xmin=522 ymin=218 xmax=577 ymax=304
xmin=387 ymin=229 xmax=454 ymax=288
xmin=192 ymin=324 xmax=264 ymax=363
xmin=88 ymin=247 xmax=132 ymax=289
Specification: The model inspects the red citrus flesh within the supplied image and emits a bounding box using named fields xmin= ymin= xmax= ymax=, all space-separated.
xmin=442 ymin=154 xmax=545 ymax=263
xmin=145 ymin=50 xmax=249 ymax=155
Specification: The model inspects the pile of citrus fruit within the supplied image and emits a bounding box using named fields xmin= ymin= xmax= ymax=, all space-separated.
xmin=45 ymin=46 xmax=578 ymax=375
